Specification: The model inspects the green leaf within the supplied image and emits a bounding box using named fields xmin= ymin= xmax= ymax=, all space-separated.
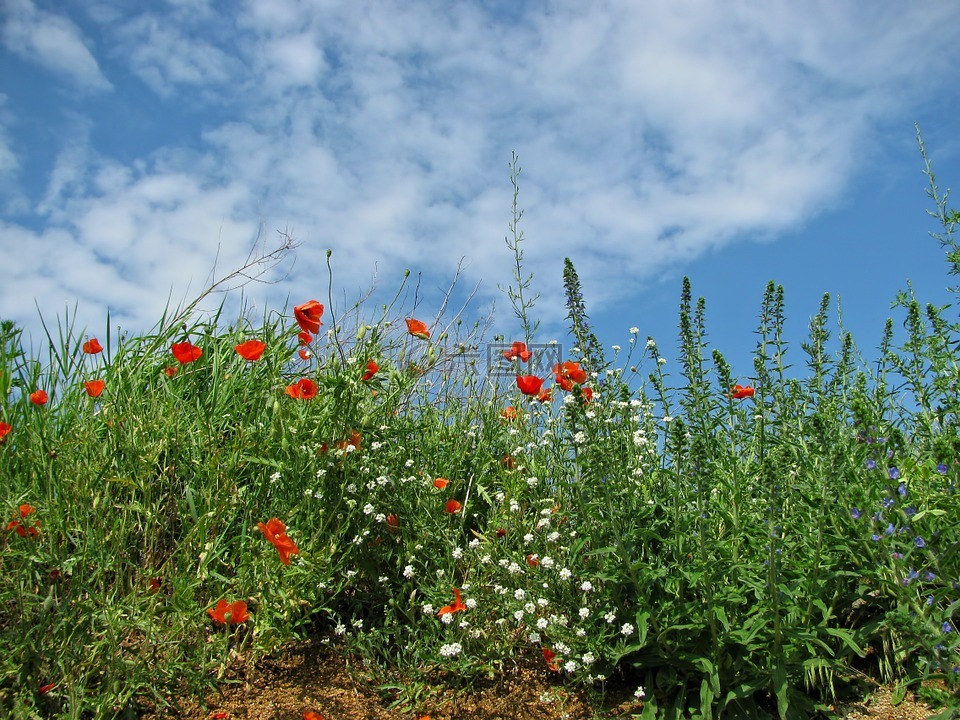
xmin=773 ymin=663 xmax=789 ymax=720
xmin=824 ymin=627 xmax=866 ymax=658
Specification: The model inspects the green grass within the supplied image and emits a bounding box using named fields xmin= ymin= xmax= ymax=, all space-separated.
xmin=1 ymin=141 xmax=959 ymax=720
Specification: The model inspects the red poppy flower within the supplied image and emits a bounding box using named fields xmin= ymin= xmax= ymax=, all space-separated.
xmin=444 ymin=498 xmax=462 ymax=514
xmin=210 ymin=713 xmax=229 ymax=720
xmin=207 ymin=599 xmax=250 ymax=625
xmin=730 ymin=384 xmax=755 ymax=399
xmin=335 ymin=429 xmax=362 ymax=451
xmin=0 ymin=422 xmax=11 ymax=443
xmin=536 ymin=388 xmax=553 ymax=403
xmin=516 ymin=375 xmax=544 ymax=396
xmin=83 ymin=379 xmax=105 ymax=398
xmin=503 ymin=341 xmax=532 ymax=362
xmin=235 ymin=340 xmax=266 ymax=361
xmin=148 ymin=577 xmax=162 ymax=593
xmin=298 ymin=348 xmax=312 ymax=361
xmin=580 ymin=387 xmax=593 ymax=403
xmin=405 ymin=318 xmax=430 ymax=340
xmin=302 ymin=711 xmax=326 ymax=720
xmin=526 ymin=553 xmax=539 ymax=567
xmin=433 ymin=477 xmax=449 ymax=490
xmin=502 ymin=455 xmax=516 ymax=469
xmin=436 ymin=587 xmax=468 ymax=616
xmin=298 ymin=331 xmax=313 ymax=345
xmin=164 ymin=366 xmax=178 ymax=377
xmin=38 ymin=682 xmax=56 ymax=696
xmin=285 ymin=378 xmax=318 ymax=399
xmin=6 ymin=504 xmax=40 ymax=537
xmin=171 ymin=342 xmax=202 ymax=364
xmin=385 ymin=514 xmax=400 ymax=533
xmin=554 ymin=361 xmax=587 ymax=389
xmin=294 ymin=300 xmax=324 ymax=334
xmin=496 ymin=528 xmax=507 ymax=538
xmin=82 ymin=338 xmax=103 ymax=354
xmin=542 ymin=647 xmax=559 ymax=672
xmin=29 ymin=389 xmax=48 ymax=406
xmin=500 ymin=406 xmax=518 ymax=421
xmin=257 ymin=517 xmax=300 ymax=565
xmin=361 ymin=359 xmax=379 ymax=381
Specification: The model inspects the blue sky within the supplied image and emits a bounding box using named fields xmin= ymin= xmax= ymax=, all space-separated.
xmin=2 ymin=0 xmax=960 ymax=384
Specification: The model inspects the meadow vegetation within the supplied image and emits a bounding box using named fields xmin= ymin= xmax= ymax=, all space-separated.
xmin=1 ymin=144 xmax=959 ymax=719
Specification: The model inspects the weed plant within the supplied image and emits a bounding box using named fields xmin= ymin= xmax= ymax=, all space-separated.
xmin=1 ymin=139 xmax=959 ymax=719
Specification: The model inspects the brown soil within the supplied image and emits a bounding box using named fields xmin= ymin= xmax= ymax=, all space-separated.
xmin=138 ymin=640 xmax=949 ymax=720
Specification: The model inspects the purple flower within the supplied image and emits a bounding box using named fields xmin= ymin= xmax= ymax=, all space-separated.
xmin=904 ymin=568 xmax=919 ymax=586
xmin=886 ymin=523 xmax=895 ymax=536
xmin=872 ymin=534 xmax=881 ymax=542
xmin=905 ymin=506 xmax=916 ymax=517
xmin=883 ymin=497 xmax=895 ymax=509
xmin=866 ymin=459 xmax=877 ymax=470
xmin=925 ymin=571 xmax=937 ymax=582
xmin=850 ymin=507 xmax=862 ymax=519
xmin=898 ymin=482 xmax=907 ymax=497
xmin=915 ymin=536 xmax=926 ymax=549
xmin=943 ymin=622 xmax=954 ymax=634
xmin=889 ymin=467 xmax=900 ymax=481
xmin=927 ymin=595 xmax=934 ymax=606
xmin=936 ymin=463 xmax=948 ymax=475
xmin=892 ymin=551 xmax=903 ymax=559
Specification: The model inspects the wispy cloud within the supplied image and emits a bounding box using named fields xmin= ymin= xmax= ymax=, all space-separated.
xmin=1 ymin=0 xmax=112 ymax=92
xmin=1 ymin=1 xmax=959 ymax=343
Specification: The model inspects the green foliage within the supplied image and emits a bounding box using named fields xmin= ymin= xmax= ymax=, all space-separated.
xmin=1 ymin=144 xmax=959 ymax=719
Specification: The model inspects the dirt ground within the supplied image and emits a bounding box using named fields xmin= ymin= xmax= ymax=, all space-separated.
xmin=138 ymin=639 xmax=949 ymax=720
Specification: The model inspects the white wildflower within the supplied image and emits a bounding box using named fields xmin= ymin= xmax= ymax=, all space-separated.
xmin=439 ymin=642 xmax=462 ymax=657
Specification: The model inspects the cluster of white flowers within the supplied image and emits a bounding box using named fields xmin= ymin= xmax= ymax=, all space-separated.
xmin=439 ymin=642 xmax=462 ymax=658
xmin=403 ymin=564 xmax=415 ymax=579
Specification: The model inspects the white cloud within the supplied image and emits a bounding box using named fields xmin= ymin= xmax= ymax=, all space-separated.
xmin=2 ymin=0 xmax=960 ymax=343
xmin=115 ymin=13 xmax=237 ymax=96
xmin=1 ymin=0 xmax=111 ymax=91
